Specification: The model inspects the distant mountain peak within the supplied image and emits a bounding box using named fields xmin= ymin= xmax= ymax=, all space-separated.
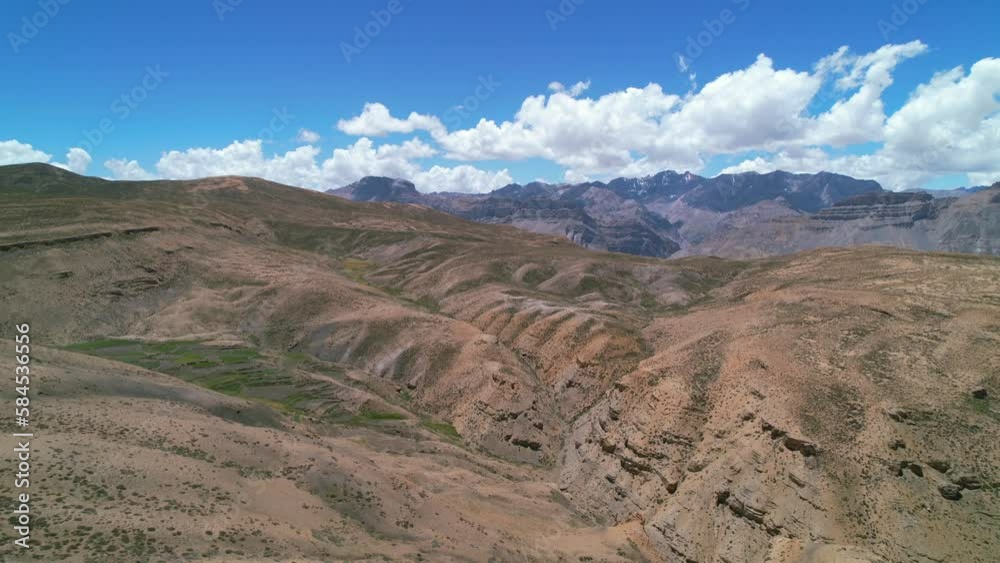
xmin=327 ymin=176 xmax=421 ymax=203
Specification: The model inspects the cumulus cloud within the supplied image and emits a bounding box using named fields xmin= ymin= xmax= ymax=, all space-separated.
xmin=804 ymin=41 xmax=928 ymax=146
xmin=335 ymin=40 xmax=1000 ymax=189
xmin=0 ymin=140 xmax=91 ymax=174
xmin=54 ymin=147 xmax=93 ymax=174
xmin=414 ymin=165 xmax=512 ymax=194
xmin=437 ymin=83 xmax=683 ymax=174
xmin=104 ymin=158 xmax=157 ymax=180
xmin=336 ymin=102 xmax=445 ymax=137
xmin=448 ymin=44 xmax=918 ymax=175
xmin=156 ymin=141 xmax=321 ymax=185
xmin=0 ymin=139 xmax=51 ymax=165
xmin=724 ymin=56 xmax=1000 ymax=190
xmin=103 ymin=137 xmax=510 ymax=194
xmin=296 ymin=128 xmax=321 ymax=144
xmin=548 ymin=80 xmax=591 ymax=97
xmin=425 ymin=53 xmax=828 ymax=176
xmin=352 ymin=48 xmax=910 ymax=178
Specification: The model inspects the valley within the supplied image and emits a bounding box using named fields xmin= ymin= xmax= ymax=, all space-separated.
xmin=0 ymin=163 xmax=998 ymax=562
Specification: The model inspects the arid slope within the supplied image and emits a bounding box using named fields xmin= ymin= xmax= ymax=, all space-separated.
xmin=0 ymin=163 xmax=997 ymax=562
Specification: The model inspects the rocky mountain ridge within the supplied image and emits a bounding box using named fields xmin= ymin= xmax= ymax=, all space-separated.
xmin=329 ymin=171 xmax=999 ymax=259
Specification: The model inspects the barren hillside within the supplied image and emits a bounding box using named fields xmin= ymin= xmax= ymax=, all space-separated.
xmin=1 ymin=163 xmax=997 ymax=562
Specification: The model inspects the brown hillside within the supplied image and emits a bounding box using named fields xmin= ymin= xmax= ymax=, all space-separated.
xmin=0 ymin=164 xmax=997 ymax=562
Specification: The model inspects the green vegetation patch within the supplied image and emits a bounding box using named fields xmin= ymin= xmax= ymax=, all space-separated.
xmin=341 ymin=257 xmax=376 ymax=282
xmin=270 ymin=222 xmax=415 ymax=256
xmin=356 ymin=409 xmax=407 ymax=421
xmin=966 ymin=396 xmax=999 ymax=422
xmin=421 ymin=419 xmax=460 ymax=439
xmin=63 ymin=339 xmax=303 ymax=413
xmin=522 ymin=264 xmax=557 ymax=286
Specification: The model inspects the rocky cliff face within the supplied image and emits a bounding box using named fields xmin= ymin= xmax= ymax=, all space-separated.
xmin=685 ymin=185 xmax=1000 ymax=258
xmin=812 ymin=192 xmax=938 ymax=223
xmin=611 ymin=170 xmax=882 ymax=213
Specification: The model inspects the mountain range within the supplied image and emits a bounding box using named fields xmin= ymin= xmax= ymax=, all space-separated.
xmin=329 ymin=171 xmax=1000 ymax=259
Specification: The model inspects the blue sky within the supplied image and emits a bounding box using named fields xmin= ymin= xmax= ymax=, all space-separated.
xmin=1 ymin=0 xmax=998 ymax=192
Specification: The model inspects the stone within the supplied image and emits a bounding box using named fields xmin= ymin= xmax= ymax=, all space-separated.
xmin=717 ymin=490 xmax=767 ymax=525
xmin=784 ymin=436 xmax=818 ymax=457
xmin=972 ymin=387 xmax=988 ymax=400
xmin=938 ymin=483 xmax=962 ymax=501
xmin=788 ymin=472 xmax=807 ymax=487
xmin=950 ymin=473 xmax=982 ymax=490
xmin=686 ymin=460 xmax=706 ymax=473
xmin=599 ymin=438 xmax=617 ymax=454
xmin=927 ymin=459 xmax=951 ymax=473
xmin=886 ymin=407 xmax=911 ymax=422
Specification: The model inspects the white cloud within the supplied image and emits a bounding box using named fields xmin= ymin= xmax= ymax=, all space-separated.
xmin=0 ymin=139 xmax=51 ymax=165
xmin=413 ymin=165 xmax=512 ymax=194
xmin=563 ymin=169 xmax=591 ymax=183
xmin=968 ymin=171 xmax=1000 ymax=186
xmin=296 ymin=128 xmax=321 ymax=144
xmin=156 ymin=140 xmax=309 ymax=180
xmin=677 ymin=55 xmax=689 ymax=73
xmin=318 ymin=137 xmax=433 ymax=186
xmin=336 ymin=102 xmax=445 ymax=137
xmin=54 ymin=148 xmax=92 ymax=174
xmin=437 ymin=83 xmax=683 ymax=175
xmin=548 ymin=80 xmax=591 ymax=97
xmin=723 ymin=56 xmax=1000 ymax=190
xmin=104 ymin=158 xmax=156 ymax=180
xmin=103 ymin=137 xmax=509 ymax=194
xmin=426 ymin=52 xmax=836 ymax=176
xmin=0 ymin=140 xmax=90 ymax=174
xmin=659 ymin=54 xmax=820 ymax=154
xmin=883 ymin=59 xmax=1000 ymax=173
xmin=805 ymin=41 xmax=928 ymax=146
xmin=335 ymin=40 xmax=1000 ymax=188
